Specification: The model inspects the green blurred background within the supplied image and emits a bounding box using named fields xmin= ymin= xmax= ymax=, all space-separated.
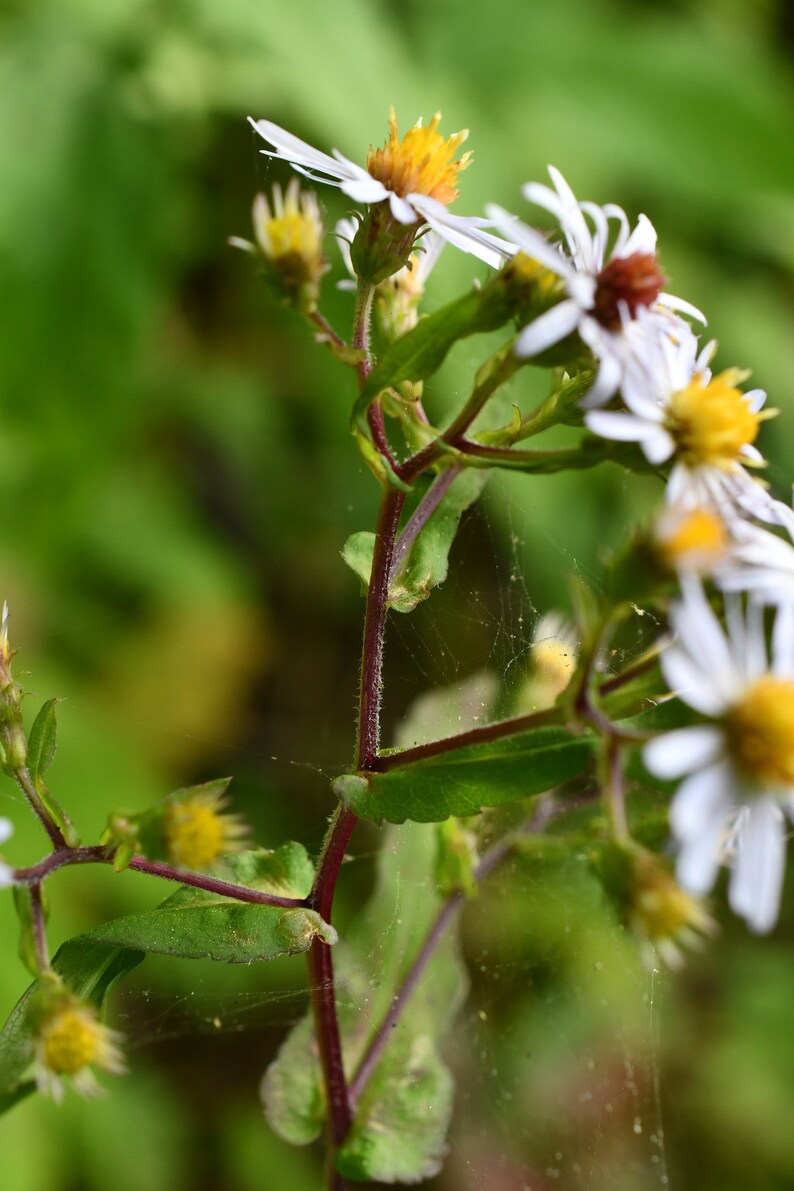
xmin=1 ymin=0 xmax=794 ymax=1187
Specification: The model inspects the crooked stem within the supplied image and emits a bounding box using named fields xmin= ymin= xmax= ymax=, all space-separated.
xmin=14 ymin=767 xmax=67 ymax=850
xmin=12 ymin=846 xmax=306 ymax=908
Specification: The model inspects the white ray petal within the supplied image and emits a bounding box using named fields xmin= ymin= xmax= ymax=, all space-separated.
xmin=656 ymin=292 xmax=707 ymax=324
xmin=485 ymin=205 xmax=568 ymax=275
xmin=584 ymin=410 xmax=655 ymax=443
xmin=249 ymin=118 xmax=352 ymax=180
xmin=514 ymin=300 xmax=581 ymax=358
xmin=622 ymin=213 xmax=657 ymax=256
xmin=388 ymin=192 xmax=419 ymax=224
xmin=644 ymin=726 xmax=725 ymax=779
xmin=729 ymin=800 xmax=786 ymax=933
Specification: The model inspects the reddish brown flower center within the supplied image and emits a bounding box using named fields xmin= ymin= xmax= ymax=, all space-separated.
xmin=592 ymin=252 xmax=666 ymax=329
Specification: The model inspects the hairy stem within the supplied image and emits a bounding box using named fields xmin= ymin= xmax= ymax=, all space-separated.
xmin=14 ymin=767 xmax=67 ymax=850
xmin=368 ymin=703 xmax=566 ymax=772
xmin=12 ymin=846 xmax=306 ymax=908
xmin=30 ymin=882 xmax=52 ymax=974
xmin=390 ymin=464 xmax=462 ymax=580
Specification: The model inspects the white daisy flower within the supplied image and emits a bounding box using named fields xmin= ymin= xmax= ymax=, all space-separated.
xmin=585 ymin=321 xmax=782 ymax=525
xmin=0 ymin=817 xmax=14 ymax=888
xmin=644 ymin=582 xmax=794 ymax=933
xmin=248 ymin=111 xmax=512 ymax=270
xmin=486 ymin=166 xmax=704 ymax=404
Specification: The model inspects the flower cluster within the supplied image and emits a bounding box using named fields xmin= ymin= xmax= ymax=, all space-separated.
xmin=239 ymin=108 xmax=794 ymax=936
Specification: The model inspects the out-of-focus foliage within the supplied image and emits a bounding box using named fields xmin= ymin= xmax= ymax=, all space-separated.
xmin=1 ymin=0 xmax=793 ymax=1187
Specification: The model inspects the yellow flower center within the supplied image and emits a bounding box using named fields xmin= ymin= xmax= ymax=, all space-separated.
xmin=728 ymin=675 xmax=794 ymax=786
xmin=165 ymin=801 xmax=225 ymax=869
xmin=506 ymin=252 xmax=560 ymax=295
xmin=41 ymin=1008 xmax=101 ymax=1076
xmin=656 ymin=507 xmax=728 ymax=572
xmin=365 ymin=109 xmax=471 ymax=205
xmin=666 ymin=370 xmax=764 ymax=469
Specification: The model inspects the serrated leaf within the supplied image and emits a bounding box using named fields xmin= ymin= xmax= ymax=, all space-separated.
xmin=337 ymin=1034 xmax=454 ymax=1183
xmin=338 ymin=725 xmax=595 ymax=825
xmin=0 ymin=941 xmax=143 ymax=1114
xmin=71 ymin=843 xmax=333 ymax=963
xmin=263 ymin=824 xmax=467 ymax=1184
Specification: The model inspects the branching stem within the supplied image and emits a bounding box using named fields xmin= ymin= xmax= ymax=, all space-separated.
xmin=12 ymin=846 xmax=305 ymax=908
xmin=348 ymin=796 xmax=565 ymax=1106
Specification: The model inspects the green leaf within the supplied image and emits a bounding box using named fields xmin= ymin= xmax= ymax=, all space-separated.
xmin=26 ymin=698 xmax=61 ymax=784
xmin=71 ymin=844 xmax=334 ymax=963
xmin=24 ymin=698 xmax=80 ymax=847
xmin=337 ymin=725 xmax=595 ymax=825
xmin=343 ymin=469 xmax=489 ymax=614
xmin=0 ymin=941 xmax=143 ymax=1114
xmin=352 ymin=284 xmax=510 ymax=432
xmin=263 ymin=823 xmax=467 ymax=1184
xmin=337 ymin=1035 xmax=454 ymax=1183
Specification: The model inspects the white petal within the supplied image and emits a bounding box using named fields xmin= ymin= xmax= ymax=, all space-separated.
xmin=387 ymin=192 xmax=418 ymax=224
xmin=0 ymin=817 xmax=13 ymax=845
xmin=416 ymin=197 xmax=515 ymax=268
xmin=0 ymin=861 xmax=15 ymax=889
xmin=644 ymin=726 xmax=725 ymax=780
xmin=656 ymin=292 xmax=707 ymax=324
xmin=660 ymin=648 xmax=728 ymax=715
xmin=584 ymin=410 xmax=648 ymax=441
xmin=514 ymin=300 xmax=581 ymax=358
xmin=248 ymin=118 xmax=351 ymax=181
xmin=772 ymin=603 xmax=794 ymax=675
xmin=340 ymin=175 xmax=390 ymax=203
xmin=580 ymin=349 xmax=622 ymax=407
xmin=621 ymin=213 xmax=657 ymax=256
xmin=641 ymin=428 xmax=676 ymax=465
xmin=485 ymin=205 xmax=569 ymax=275
xmin=729 ymin=801 xmax=786 ymax=933
xmin=673 ymin=769 xmax=734 ymax=894
xmin=670 ymin=760 xmax=733 ymax=839
xmin=744 ymin=388 xmax=767 ymax=414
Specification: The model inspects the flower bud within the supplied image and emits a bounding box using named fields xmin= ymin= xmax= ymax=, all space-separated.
xmin=231 ymin=179 xmax=327 ymax=312
xmin=598 ymin=842 xmax=716 ymax=969
xmin=31 ymin=981 xmax=125 ymax=1102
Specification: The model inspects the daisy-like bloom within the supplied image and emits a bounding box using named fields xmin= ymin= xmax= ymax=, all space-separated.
xmin=520 ymin=612 xmax=578 ymax=711
xmin=585 ymin=322 xmax=782 ymax=525
xmin=486 ymin=167 xmax=704 ymax=403
xmin=0 ymin=817 xmax=14 ymax=888
xmin=229 ymin=179 xmax=327 ymax=309
xmin=644 ymin=582 xmax=794 ymax=933
xmin=163 ymin=784 xmax=248 ymax=870
xmin=247 ymin=110 xmax=511 ymax=277
xmin=653 ymin=502 xmax=730 ymax=577
xmin=33 ymin=992 xmax=125 ymax=1102
xmin=626 ymin=847 xmax=716 ymax=969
